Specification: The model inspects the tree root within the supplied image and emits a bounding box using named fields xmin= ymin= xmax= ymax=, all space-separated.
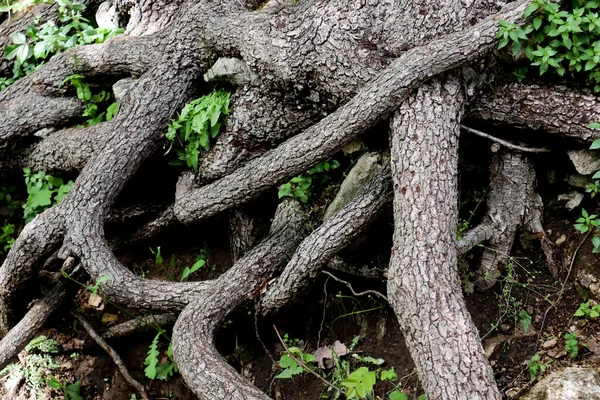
xmin=101 ymin=313 xmax=177 ymax=341
xmin=261 ymin=166 xmax=391 ymax=314
xmin=75 ymin=313 xmax=150 ymax=400
xmin=465 ymin=150 xmax=551 ymax=290
xmin=173 ymin=200 xmax=308 ymax=400
xmin=388 ymin=75 xmax=500 ymax=399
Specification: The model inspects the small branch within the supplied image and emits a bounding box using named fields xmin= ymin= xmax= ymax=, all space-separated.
xmin=101 ymin=313 xmax=177 ymax=341
xmin=74 ymin=313 xmax=150 ymax=400
xmin=322 ymin=271 xmax=388 ymax=301
xmin=273 ymin=325 xmax=345 ymax=395
xmin=460 ymin=125 xmax=551 ymax=153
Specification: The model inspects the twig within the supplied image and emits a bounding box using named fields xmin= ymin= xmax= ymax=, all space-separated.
xmin=535 ymin=232 xmax=591 ymax=350
xmin=74 ymin=313 xmax=150 ymax=400
xmin=322 ymin=271 xmax=388 ymax=301
xmin=318 ymin=276 xmax=329 ymax=346
xmin=254 ymin=300 xmax=275 ymax=364
xmin=461 ymin=125 xmax=551 ymax=153
xmin=273 ymin=325 xmax=345 ymax=395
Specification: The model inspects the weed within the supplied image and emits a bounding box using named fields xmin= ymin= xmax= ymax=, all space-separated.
xmin=278 ymin=160 xmax=340 ymax=203
xmin=60 ymin=74 xmax=120 ymax=126
xmin=25 ymin=335 xmax=59 ymax=353
xmin=275 ymin=346 xmax=315 ymax=379
xmin=144 ymin=330 xmax=178 ymax=380
xmin=564 ymin=332 xmax=580 ymax=359
xmin=165 ymin=89 xmax=231 ymax=171
xmin=47 ymin=377 xmax=83 ymax=400
xmin=574 ymin=301 xmax=600 ymax=318
xmin=1 ymin=0 xmax=123 ymax=89
xmin=527 ymin=353 xmax=550 ymax=380
xmin=23 ymin=168 xmax=73 ymax=222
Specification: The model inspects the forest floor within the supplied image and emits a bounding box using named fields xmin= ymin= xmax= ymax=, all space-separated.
xmin=0 ymin=138 xmax=599 ymax=400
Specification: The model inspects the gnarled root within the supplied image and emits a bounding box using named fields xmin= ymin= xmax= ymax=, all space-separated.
xmin=173 ymin=200 xmax=307 ymax=400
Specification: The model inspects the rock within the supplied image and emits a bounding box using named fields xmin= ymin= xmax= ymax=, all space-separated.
xmin=567 ymin=173 xmax=592 ymax=189
xmin=568 ymin=149 xmax=600 ymax=175
xmin=323 ymin=152 xmax=387 ymax=221
xmin=558 ymin=191 xmax=585 ymax=211
xmin=95 ymin=1 xmax=119 ymax=29
xmin=555 ymin=234 xmax=567 ymax=246
xmin=204 ymin=57 xmax=260 ymax=86
xmin=577 ymin=270 xmax=600 ymax=301
xmin=523 ymin=367 xmax=600 ymax=399
xmin=484 ymin=334 xmax=510 ymax=358
xmin=505 ymin=388 xmax=521 ymax=398
xmin=542 ymin=338 xmax=558 ymax=349
xmin=112 ymin=78 xmax=136 ymax=103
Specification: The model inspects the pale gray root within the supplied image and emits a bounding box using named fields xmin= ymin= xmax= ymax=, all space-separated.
xmin=261 ymin=166 xmax=391 ymax=315
xmin=228 ymin=207 xmax=258 ymax=263
xmin=457 ymin=223 xmax=494 ymax=255
xmin=1 ymin=123 xmax=109 ymax=174
xmin=173 ymin=0 xmax=529 ymax=225
xmin=0 ymin=279 xmax=67 ymax=371
xmin=101 ymin=313 xmax=177 ymax=340
xmin=195 ymin=85 xmax=323 ymax=185
xmin=388 ymin=75 xmax=500 ymax=399
xmin=473 ymin=150 xmax=546 ymax=290
xmin=173 ymin=200 xmax=308 ymax=400
xmin=469 ymin=82 xmax=600 ymax=143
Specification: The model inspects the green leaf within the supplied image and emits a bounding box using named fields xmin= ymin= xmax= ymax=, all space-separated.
xmin=519 ymin=310 xmax=532 ymax=333
xmin=380 ymin=367 xmax=398 ymax=381
xmin=47 ymin=377 xmax=62 ymax=389
xmin=10 ymin=32 xmax=26 ymax=45
xmin=106 ymin=102 xmax=119 ymax=121
xmin=15 ymin=44 xmax=30 ymax=64
xmin=278 ymin=184 xmax=292 ymax=198
xmin=389 ymin=391 xmax=408 ymax=400
xmin=591 ymin=138 xmax=600 ymax=149
xmin=592 ymin=235 xmax=600 ymax=252
xmin=144 ymin=332 xmax=161 ymax=380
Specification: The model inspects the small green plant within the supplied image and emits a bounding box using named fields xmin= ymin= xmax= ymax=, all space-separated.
xmin=23 ymin=167 xmax=73 ymax=222
xmin=60 ymin=74 xmax=120 ymax=126
xmin=564 ymin=332 xmax=580 ymax=359
xmin=278 ymin=160 xmax=341 ymax=203
xmin=144 ymin=330 xmax=178 ymax=380
xmin=1 ymin=0 xmax=124 ymax=89
xmin=180 ymin=252 xmax=207 ymax=282
xmin=47 ymin=377 xmax=83 ymax=400
xmin=25 ymin=335 xmax=59 ymax=353
xmin=574 ymin=301 xmax=600 ymax=318
xmin=574 ymin=208 xmax=599 ymax=233
xmin=527 ymin=352 xmax=550 ymax=380
xmin=165 ymin=89 xmax=231 ymax=171
xmin=497 ymin=0 xmax=600 ymax=91
xmin=275 ymin=346 xmax=316 ymax=379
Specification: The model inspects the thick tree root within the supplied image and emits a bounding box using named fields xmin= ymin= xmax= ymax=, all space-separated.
xmin=101 ymin=313 xmax=177 ymax=340
xmin=261 ymin=166 xmax=391 ymax=314
xmin=173 ymin=200 xmax=308 ymax=400
xmin=461 ymin=150 xmax=552 ymax=290
xmin=388 ymin=76 xmax=500 ymax=399
xmin=229 ymin=206 xmax=259 ymax=263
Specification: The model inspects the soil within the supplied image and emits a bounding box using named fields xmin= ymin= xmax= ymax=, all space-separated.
xmin=1 ymin=138 xmax=599 ymax=400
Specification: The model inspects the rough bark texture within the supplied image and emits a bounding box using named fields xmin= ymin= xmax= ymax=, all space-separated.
xmin=388 ymin=75 xmax=500 ymax=399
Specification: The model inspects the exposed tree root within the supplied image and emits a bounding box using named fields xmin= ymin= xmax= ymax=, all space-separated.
xmin=173 ymin=200 xmax=308 ymax=400
xmin=75 ymin=313 xmax=150 ymax=400
xmin=101 ymin=313 xmax=177 ymax=341
xmin=466 ymin=150 xmax=550 ymax=289
xmin=261 ymin=166 xmax=391 ymax=314
xmin=173 ymin=0 xmax=529 ymax=225
xmin=469 ymin=82 xmax=600 ymax=143
xmin=229 ymin=206 xmax=259 ymax=263
xmin=388 ymin=75 xmax=500 ymax=399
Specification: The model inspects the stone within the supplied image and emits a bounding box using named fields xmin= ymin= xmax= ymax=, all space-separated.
xmin=523 ymin=367 xmax=600 ymax=399
xmin=323 ymin=152 xmax=387 ymax=221
xmin=567 ymin=173 xmax=592 ymax=189
xmin=95 ymin=1 xmax=119 ymax=29
xmin=204 ymin=57 xmax=260 ymax=86
xmin=558 ymin=191 xmax=585 ymax=211
xmin=112 ymin=78 xmax=136 ymax=103
xmin=568 ymin=149 xmax=600 ymax=175
xmin=542 ymin=338 xmax=558 ymax=349
xmin=577 ymin=270 xmax=600 ymax=301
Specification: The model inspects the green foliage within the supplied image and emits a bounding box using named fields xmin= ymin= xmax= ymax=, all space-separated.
xmin=388 ymin=392 xmax=408 ymax=400
xmin=341 ymin=367 xmax=376 ymax=400
xmin=165 ymin=90 xmax=231 ymax=171
xmin=47 ymin=377 xmax=84 ymax=400
xmin=87 ymin=275 xmax=111 ymax=297
xmin=518 ymin=309 xmax=532 ymax=333
xmin=149 ymin=247 xmax=210 ymax=282
xmin=23 ymin=167 xmax=73 ymax=222
xmin=498 ymin=0 xmax=600 ymax=91
xmin=180 ymin=252 xmax=207 ymax=282
xmin=574 ymin=301 xmax=600 ymax=318
xmin=278 ymin=160 xmax=341 ymax=203
xmin=25 ymin=335 xmax=59 ymax=353
xmin=0 ymin=185 xmax=20 ymax=254
xmin=1 ymin=0 xmax=124 ymax=89
xmin=60 ymin=74 xmax=120 ymax=126
xmin=564 ymin=332 xmax=580 ymax=358
xmin=527 ymin=352 xmax=549 ymax=380
xmin=144 ymin=331 xmax=178 ymax=380
xmin=275 ymin=346 xmax=315 ymax=379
